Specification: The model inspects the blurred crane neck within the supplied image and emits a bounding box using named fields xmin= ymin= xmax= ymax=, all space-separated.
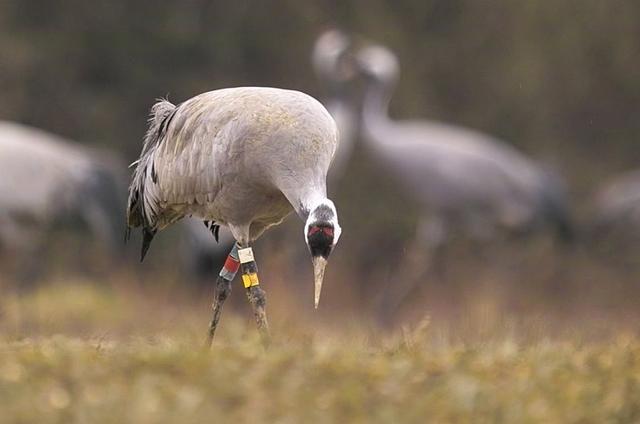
xmin=362 ymin=79 xmax=394 ymax=136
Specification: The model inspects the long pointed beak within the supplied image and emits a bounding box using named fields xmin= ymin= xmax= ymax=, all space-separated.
xmin=312 ymin=256 xmax=328 ymax=309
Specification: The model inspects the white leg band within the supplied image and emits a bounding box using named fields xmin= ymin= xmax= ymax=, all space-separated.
xmin=238 ymin=247 xmax=255 ymax=264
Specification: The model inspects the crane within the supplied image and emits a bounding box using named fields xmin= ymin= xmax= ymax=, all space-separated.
xmin=0 ymin=121 xmax=125 ymax=279
xmin=351 ymin=43 xmax=573 ymax=320
xmin=126 ymin=87 xmax=342 ymax=345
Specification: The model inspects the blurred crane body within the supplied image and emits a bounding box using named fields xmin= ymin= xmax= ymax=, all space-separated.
xmin=180 ymin=217 xmax=235 ymax=281
xmin=0 ymin=121 xmax=124 ymax=276
xmin=126 ymin=87 xmax=342 ymax=345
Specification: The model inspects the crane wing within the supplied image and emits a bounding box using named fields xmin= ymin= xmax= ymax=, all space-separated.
xmin=127 ymin=98 xmax=224 ymax=247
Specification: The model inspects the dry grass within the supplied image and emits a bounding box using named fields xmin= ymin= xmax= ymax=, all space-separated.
xmin=1 ymin=278 xmax=640 ymax=423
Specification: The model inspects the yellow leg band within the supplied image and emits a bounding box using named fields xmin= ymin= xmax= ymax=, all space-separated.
xmin=242 ymin=273 xmax=260 ymax=288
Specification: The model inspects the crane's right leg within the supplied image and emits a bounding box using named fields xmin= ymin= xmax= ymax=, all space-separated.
xmin=226 ymin=225 xmax=270 ymax=347
xmin=205 ymin=243 xmax=240 ymax=348
xmin=237 ymin=245 xmax=271 ymax=347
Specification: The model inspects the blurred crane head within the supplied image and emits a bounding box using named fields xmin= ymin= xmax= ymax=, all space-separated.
xmin=312 ymin=29 xmax=356 ymax=86
xmin=304 ymin=199 xmax=342 ymax=308
xmin=355 ymin=44 xmax=400 ymax=86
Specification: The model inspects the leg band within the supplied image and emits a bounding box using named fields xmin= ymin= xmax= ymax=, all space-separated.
xmin=237 ymin=247 xmax=255 ymax=264
xmin=238 ymin=247 xmax=260 ymax=288
xmin=242 ymin=272 xmax=260 ymax=288
xmin=219 ymin=243 xmax=240 ymax=281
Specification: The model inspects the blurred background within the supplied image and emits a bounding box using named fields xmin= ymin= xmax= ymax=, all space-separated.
xmin=1 ymin=0 xmax=640 ymax=338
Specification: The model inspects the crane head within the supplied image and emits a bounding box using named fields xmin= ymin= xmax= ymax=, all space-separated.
xmin=304 ymin=199 xmax=342 ymax=309
xmin=312 ymin=29 xmax=356 ymax=85
xmin=355 ymin=44 xmax=400 ymax=86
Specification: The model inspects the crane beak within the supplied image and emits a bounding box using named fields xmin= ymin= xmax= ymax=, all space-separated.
xmin=312 ymin=256 xmax=328 ymax=309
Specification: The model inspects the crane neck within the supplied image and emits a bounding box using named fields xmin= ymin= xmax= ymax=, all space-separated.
xmin=280 ymin=181 xmax=330 ymax=221
xmin=362 ymin=78 xmax=394 ymax=136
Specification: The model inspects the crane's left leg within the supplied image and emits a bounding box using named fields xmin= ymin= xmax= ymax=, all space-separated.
xmin=238 ymin=245 xmax=270 ymax=346
xmin=206 ymin=243 xmax=240 ymax=348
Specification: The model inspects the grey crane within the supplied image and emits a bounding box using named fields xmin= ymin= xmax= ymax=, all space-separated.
xmin=312 ymin=29 xmax=359 ymax=183
xmin=126 ymin=87 xmax=342 ymax=345
xmin=351 ymin=44 xmax=573 ymax=318
xmin=0 ymin=121 xmax=124 ymax=278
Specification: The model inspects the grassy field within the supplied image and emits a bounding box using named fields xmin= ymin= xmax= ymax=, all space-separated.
xmin=1 ymin=279 xmax=640 ymax=423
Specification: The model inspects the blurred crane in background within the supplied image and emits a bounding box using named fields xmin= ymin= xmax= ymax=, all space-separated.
xmin=355 ymin=44 xmax=573 ymax=243
xmin=126 ymin=87 xmax=342 ymax=345
xmin=179 ymin=217 xmax=235 ymax=282
xmin=0 ymin=121 xmax=126 ymax=281
xmin=319 ymin=40 xmax=574 ymax=323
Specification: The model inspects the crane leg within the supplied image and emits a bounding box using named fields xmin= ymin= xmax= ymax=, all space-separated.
xmin=375 ymin=217 xmax=447 ymax=327
xmin=238 ymin=246 xmax=271 ymax=347
xmin=205 ymin=243 xmax=239 ymax=348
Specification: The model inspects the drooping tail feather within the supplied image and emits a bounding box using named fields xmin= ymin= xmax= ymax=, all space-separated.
xmin=126 ymin=98 xmax=177 ymax=260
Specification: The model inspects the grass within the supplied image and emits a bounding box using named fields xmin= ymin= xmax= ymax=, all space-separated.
xmin=1 ymin=279 xmax=640 ymax=423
